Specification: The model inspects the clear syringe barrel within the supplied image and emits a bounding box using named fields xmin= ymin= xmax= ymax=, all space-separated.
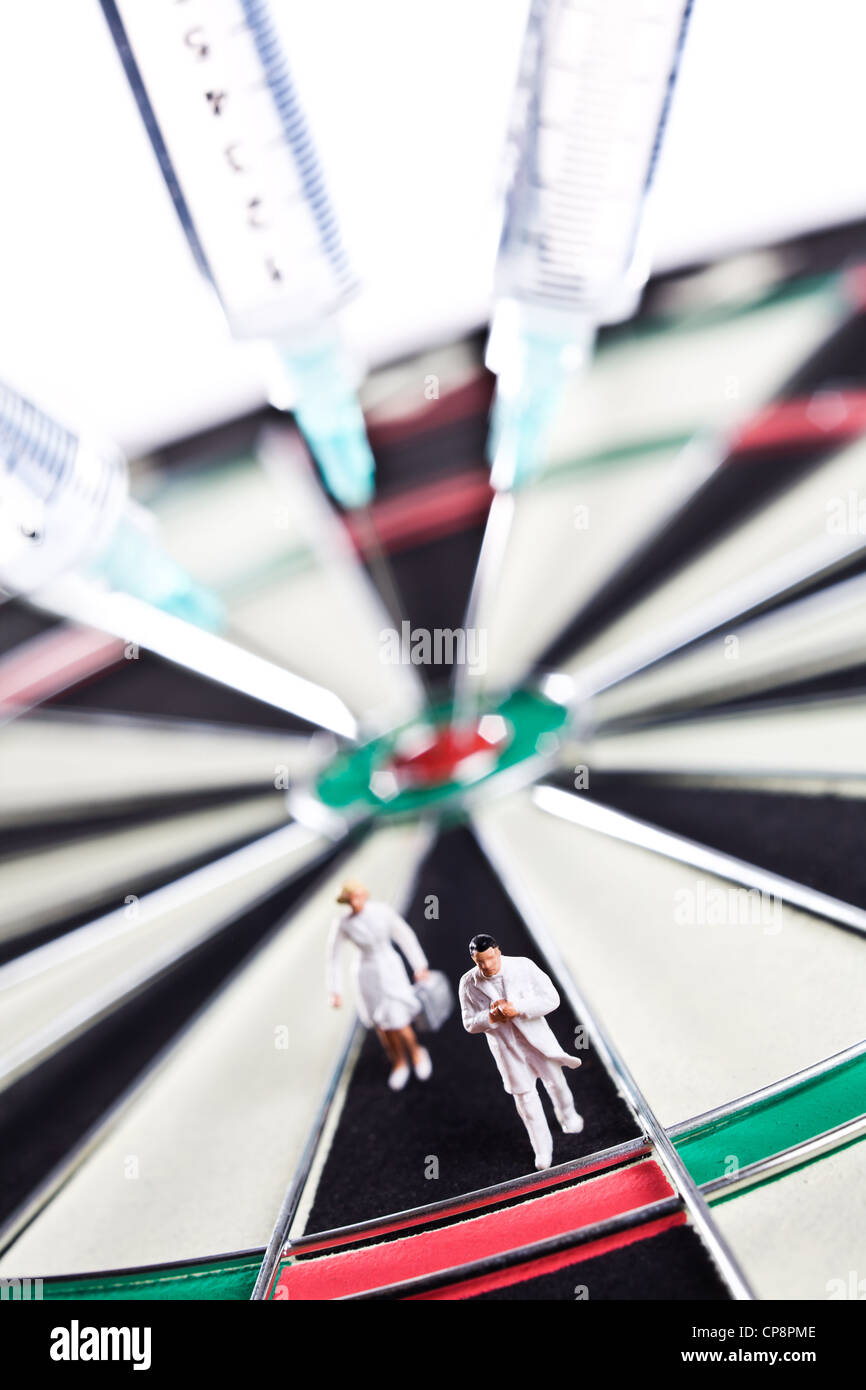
xmin=494 ymin=0 xmax=693 ymax=331
xmin=494 ymin=0 xmax=692 ymax=325
xmin=0 ymin=382 xmax=128 ymax=594
xmin=101 ymin=0 xmax=357 ymax=342
xmin=487 ymin=0 xmax=692 ymax=487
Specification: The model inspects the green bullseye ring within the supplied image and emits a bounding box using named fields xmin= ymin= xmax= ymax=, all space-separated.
xmin=314 ymin=688 xmax=571 ymax=821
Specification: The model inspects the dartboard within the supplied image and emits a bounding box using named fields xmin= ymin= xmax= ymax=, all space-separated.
xmin=2 ymin=236 xmax=866 ymax=1304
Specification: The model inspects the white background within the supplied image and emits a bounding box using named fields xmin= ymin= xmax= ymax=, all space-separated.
xmin=0 ymin=0 xmax=864 ymax=454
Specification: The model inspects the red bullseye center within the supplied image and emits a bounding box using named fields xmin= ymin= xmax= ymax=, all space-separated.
xmin=383 ymin=717 xmax=511 ymax=789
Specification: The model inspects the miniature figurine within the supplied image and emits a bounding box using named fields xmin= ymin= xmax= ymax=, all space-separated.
xmin=459 ymin=934 xmax=583 ymax=1170
xmin=328 ymin=880 xmax=433 ymax=1091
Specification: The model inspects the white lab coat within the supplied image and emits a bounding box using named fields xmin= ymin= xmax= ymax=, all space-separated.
xmin=327 ymin=900 xmax=428 ymax=1031
xmin=459 ymin=955 xmax=581 ymax=1095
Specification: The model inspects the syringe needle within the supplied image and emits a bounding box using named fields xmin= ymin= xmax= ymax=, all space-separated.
xmin=452 ymin=487 xmax=515 ymax=734
xmin=353 ymin=503 xmax=406 ymax=632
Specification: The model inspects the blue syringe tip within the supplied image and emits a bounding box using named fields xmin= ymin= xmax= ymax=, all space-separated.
xmin=93 ymin=514 xmax=225 ymax=632
xmin=488 ymin=384 xmax=559 ymax=491
xmin=159 ymin=582 xmax=224 ymax=632
xmin=277 ymin=342 xmax=375 ymax=511
xmin=293 ymin=397 xmax=375 ymax=511
xmin=487 ymin=318 xmax=594 ymax=491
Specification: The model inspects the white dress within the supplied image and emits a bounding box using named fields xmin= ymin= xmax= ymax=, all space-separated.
xmin=327 ymin=901 xmax=428 ymax=1031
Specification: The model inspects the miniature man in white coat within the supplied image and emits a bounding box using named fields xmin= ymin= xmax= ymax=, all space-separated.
xmin=328 ymin=880 xmax=433 ymax=1092
xmin=459 ymin=934 xmax=583 ymax=1169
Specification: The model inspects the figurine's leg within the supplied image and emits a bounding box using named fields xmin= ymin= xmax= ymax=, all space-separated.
xmin=394 ymin=1026 xmax=433 ymax=1081
xmin=540 ymin=1063 xmax=584 ymax=1134
xmin=393 ymin=1026 xmax=419 ymax=1063
xmin=384 ymin=1029 xmax=411 ymax=1091
xmin=376 ymin=1027 xmax=397 ymax=1064
xmin=513 ymin=1086 xmax=553 ymax=1170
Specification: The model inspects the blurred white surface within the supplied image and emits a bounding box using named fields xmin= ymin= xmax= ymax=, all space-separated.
xmin=0 ymin=0 xmax=864 ymax=453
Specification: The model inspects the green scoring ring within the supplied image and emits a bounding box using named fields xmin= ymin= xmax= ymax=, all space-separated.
xmin=314 ymin=687 xmax=571 ymax=821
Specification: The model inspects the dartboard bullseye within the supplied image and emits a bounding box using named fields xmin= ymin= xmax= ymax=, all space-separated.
xmin=309 ymin=689 xmax=569 ymax=822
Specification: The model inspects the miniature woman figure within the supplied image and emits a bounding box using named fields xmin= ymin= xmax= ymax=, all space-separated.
xmin=327 ymin=879 xmax=433 ymax=1091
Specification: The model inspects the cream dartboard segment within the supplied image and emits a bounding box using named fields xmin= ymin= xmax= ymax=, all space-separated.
xmin=2 ymin=253 xmax=866 ymax=1302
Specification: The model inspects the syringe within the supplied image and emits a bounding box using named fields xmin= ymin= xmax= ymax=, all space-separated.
xmin=0 ymin=378 xmax=358 ymax=739
xmin=0 ymin=379 xmax=221 ymax=629
xmin=454 ymin=0 xmax=692 ymax=730
xmin=488 ymin=0 xmax=693 ymax=490
xmin=100 ymin=0 xmax=375 ymax=512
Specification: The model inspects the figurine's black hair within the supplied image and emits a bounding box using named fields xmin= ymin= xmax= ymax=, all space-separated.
xmin=469 ymin=933 xmax=499 ymax=956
